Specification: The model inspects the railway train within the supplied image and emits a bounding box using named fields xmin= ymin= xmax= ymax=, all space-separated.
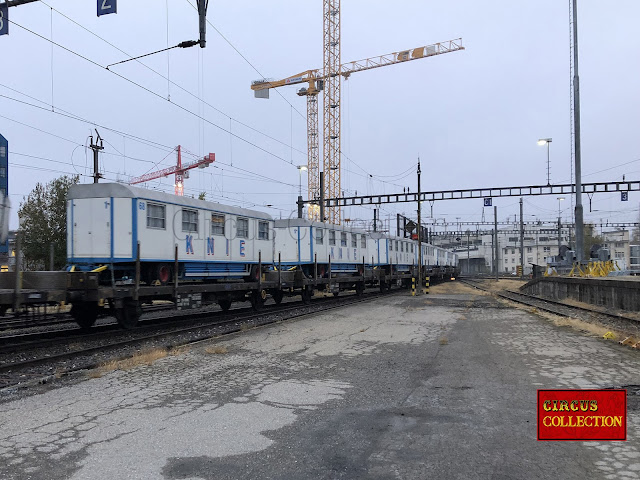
xmin=60 ymin=183 xmax=459 ymax=328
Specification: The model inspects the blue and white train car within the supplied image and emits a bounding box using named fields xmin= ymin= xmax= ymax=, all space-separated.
xmin=67 ymin=183 xmax=274 ymax=283
xmin=273 ymin=219 xmax=372 ymax=275
xmin=388 ymin=237 xmax=416 ymax=272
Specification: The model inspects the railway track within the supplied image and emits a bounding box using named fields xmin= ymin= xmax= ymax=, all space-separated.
xmin=0 ymin=288 xmax=399 ymax=391
xmin=0 ymin=302 xmax=176 ymax=335
xmin=459 ymin=278 xmax=640 ymax=324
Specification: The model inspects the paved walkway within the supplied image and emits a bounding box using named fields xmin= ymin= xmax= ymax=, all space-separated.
xmin=1 ymin=286 xmax=640 ymax=479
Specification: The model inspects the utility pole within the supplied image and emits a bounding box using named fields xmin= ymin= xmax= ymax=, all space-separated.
xmin=89 ymin=130 xmax=104 ymax=184
xmin=467 ymin=230 xmax=470 ymax=275
xmin=519 ymin=198 xmax=524 ymax=278
xmin=197 ymin=0 xmax=209 ymax=48
xmin=558 ymin=216 xmax=562 ymax=254
xmin=417 ymin=158 xmax=423 ymax=293
xmin=494 ymin=205 xmax=499 ymax=281
xmin=572 ymin=0 xmax=584 ymax=262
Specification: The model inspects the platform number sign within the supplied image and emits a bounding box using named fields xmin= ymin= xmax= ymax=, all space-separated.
xmin=97 ymin=0 xmax=117 ymax=16
xmin=0 ymin=3 xmax=8 ymax=37
xmin=621 ymin=191 xmax=629 ymax=202
xmin=484 ymin=198 xmax=492 ymax=207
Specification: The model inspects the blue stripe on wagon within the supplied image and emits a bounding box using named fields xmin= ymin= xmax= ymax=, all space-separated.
xmin=184 ymin=262 xmax=248 ymax=274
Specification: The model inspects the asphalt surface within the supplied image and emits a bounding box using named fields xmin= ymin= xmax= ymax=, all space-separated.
xmin=1 ymin=284 xmax=640 ymax=479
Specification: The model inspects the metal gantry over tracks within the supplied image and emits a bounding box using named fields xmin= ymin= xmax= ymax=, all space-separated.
xmin=307 ymin=180 xmax=640 ymax=208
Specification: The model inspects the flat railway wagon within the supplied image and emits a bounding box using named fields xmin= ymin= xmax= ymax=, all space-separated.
xmin=0 ymin=183 xmax=459 ymax=329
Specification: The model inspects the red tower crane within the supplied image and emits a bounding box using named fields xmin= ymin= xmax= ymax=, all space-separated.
xmin=128 ymin=146 xmax=215 ymax=196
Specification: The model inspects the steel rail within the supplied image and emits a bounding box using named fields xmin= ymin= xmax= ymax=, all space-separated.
xmin=459 ymin=278 xmax=639 ymax=323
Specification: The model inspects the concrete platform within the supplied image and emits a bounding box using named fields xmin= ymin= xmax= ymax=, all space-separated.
xmin=522 ymin=276 xmax=640 ymax=311
xmin=2 ymin=286 xmax=640 ymax=479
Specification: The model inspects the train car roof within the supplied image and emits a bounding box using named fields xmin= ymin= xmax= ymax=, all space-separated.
xmin=274 ymin=219 xmax=443 ymax=247
xmin=274 ymin=218 xmax=370 ymax=235
xmin=68 ymin=183 xmax=273 ymax=220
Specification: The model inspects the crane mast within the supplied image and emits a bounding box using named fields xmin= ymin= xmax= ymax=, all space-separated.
xmin=323 ymin=0 xmax=341 ymax=224
xmin=251 ymin=16 xmax=464 ymax=224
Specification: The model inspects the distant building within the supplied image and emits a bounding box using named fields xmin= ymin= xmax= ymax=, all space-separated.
xmin=430 ymin=224 xmax=571 ymax=275
xmin=601 ymin=229 xmax=630 ymax=267
xmin=430 ymin=224 xmax=633 ymax=275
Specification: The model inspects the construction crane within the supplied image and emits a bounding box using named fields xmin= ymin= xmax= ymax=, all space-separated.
xmin=129 ymin=146 xmax=215 ymax=196
xmin=252 ymin=22 xmax=463 ymax=224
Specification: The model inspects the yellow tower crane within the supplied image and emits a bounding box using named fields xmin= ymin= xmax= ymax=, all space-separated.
xmin=252 ymin=36 xmax=464 ymax=224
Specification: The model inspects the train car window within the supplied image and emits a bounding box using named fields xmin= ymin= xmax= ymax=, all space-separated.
xmin=400 ymin=242 xmax=404 ymax=252
xmin=389 ymin=241 xmax=393 ymax=251
xmin=258 ymin=221 xmax=269 ymax=240
xmin=316 ymin=228 xmax=324 ymax=245
xmin=329 ymin=231 xmax=336 ymax=246
xmin=237 ymin=218 xmax=249 ymax=238
xmin=395 ymin=240 xmax=398 ymax=251
xmin=211 ymin=214 xmax=225 ymax=236
xmin=361 ymin=235 xmax=366 ymax=248
xmin=351 ymin=234 xmax=357 ymax=247
xmin=411 ymin=244 xmax=414 ymax=253
xmin=340 ymin=232 xmax=347 ymax=247
xmin=147 ymin=203 xmax=166 ymax=229
xmin=181 ymin=208 xmax=198 ymax=232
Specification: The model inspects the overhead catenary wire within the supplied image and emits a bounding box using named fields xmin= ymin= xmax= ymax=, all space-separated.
xmin=6 ymin=19 xmax=303 ymax=169
xmin=34 ymin=1 xmax=308 ymax=157
xmin=4 ymin=12 xmax=410 ymax=194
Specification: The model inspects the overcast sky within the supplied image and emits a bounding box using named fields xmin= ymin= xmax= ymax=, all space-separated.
xmin=1 ymin=0 xmax=639 ymax=234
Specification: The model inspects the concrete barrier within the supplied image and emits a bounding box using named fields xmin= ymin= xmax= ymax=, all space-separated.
xmin=520 ymin=276 xmax=640 ymax=312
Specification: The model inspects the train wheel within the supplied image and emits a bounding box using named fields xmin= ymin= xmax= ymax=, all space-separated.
xmin=272 ymin=290 xmax=284 ymax=305
xmin=71 ymin=302 xmax=99 ymax=330
xmin=250 ymin=290 xmax=266 ymax=311
xmin=218 ymin=299 xmax=232 ymax=312
xmin=156 ymin=264 xmax=171 ymax=285
xmin=115 ymin=301 xmax=141 ymax=329
xmin=246 ymin=265 xmax=261 ymax=283
xmin=301 ymin=287 xmax=312 ymax=304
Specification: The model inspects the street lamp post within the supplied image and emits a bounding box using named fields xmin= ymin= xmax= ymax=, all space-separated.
xmin=538 ymin=138 xmax=553 ymax=185
xmin=297 ymin=165 xmax=308 ymax=198
xmin=296 ymin=165 xmax=308 ymax=219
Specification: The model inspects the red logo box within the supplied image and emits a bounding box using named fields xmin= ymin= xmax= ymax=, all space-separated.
xmin=537 ymin=389 xmax=626 ymax=441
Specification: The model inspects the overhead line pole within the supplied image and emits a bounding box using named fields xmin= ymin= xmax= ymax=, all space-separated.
xmin=519 ymin=198 xmax=524 ymax=278
xmin=494 ymin=206 xmax=499 ymax=281
xmin=89 ymin=130 xmax=104 ymax=184
xmin=572 ymin=0 xmax=585 ymax=262
xmin=417 ymin=158 xmax=422 ymax=294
